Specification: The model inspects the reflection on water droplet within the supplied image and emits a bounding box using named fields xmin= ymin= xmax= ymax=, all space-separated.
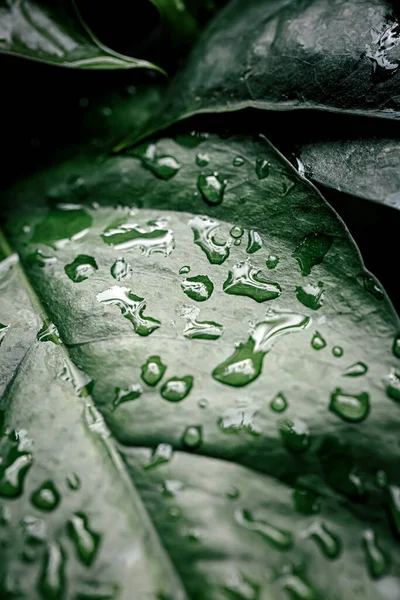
xmin=0 ymin=429 xmax=33 ymax=498
xmin=176 ymin=131 xmax=209 ymax=147
xmin=197 ymin=173 xmax=226 ymax=205
xmin=37 ymin=321 xmax=62 ymax=345
xmin=60 ymin=358 xmax=93 ymax=397
xmin=329 ymin=388 xmax=370 ymax=422
xmin=384 ymin=370 xmax=400 ymax=402
xmin=198 ymin=398 xmax=209 ymax=409
xmin=362 ymin=529 xmax=390 ymax=579
xmin=234 ymin=239 xmax=242 ymax=246
xmin=296 ymin=282 xmax=324 ymax=310
xmin=246 ymin=230 xmax=262 ymax=254
xmin=97 ymin=286 xmax=160 ymax=336
xmin=311 ymin=331 xmax=326 ymax=350
xmin=31 ymin=481 xmax=60 ymax=511
xmin=266 ymin=254 xmax=279 ymax=269
xmin=177 ymin=304 xmax=224 ymax=340
xmin=218 ymin=408 xmax=260 ymax=436
xmin=145 ymin=444 xmax=173 ymax=470
xmin=230 ymin=226 xmax=244 ymax=239
xmin=112 ymin=384 xmax=142 ymax=410
xmin=388 ymin=485 xmax=400 ymax=536
xmin=392 ymin=334 xmax=400 ymax=359
xmin=39 ymin=543 xmax=65 ymax=600
xmin=223 ymin=260 xmax=281 ymax=302
xmin=292 ymin=488 xmax=320 ymax=515
xmin=255 ymin=158 xmax=270 ymax=179
xmin=196 ymin=152 xmax=210 ymax=167
xmin=102 ymin=219 xmax=174 ymax=256
xmin=182 ymin=426 xmax=202 ymax=449
xmin=189 ymin=215 xmax=230 ymax=264
xmin=359 ymin=274 xmax=384 ymax=300
xmin=181 ymin=275 xmax=214 ymax=302
xmin=270 ymin=393 xmax=288 ymax=412
xmin=67 ymin=473 xmax=80 ymax=490
xmin=343 ymin=362 xmax=368 ymax=377
xmin=0 ymin=323 xmax=9 ymax=346
xmin=26 ymin=249 xmax=57 ymax=268
xmin=305 ymin=521 xmax=341 ymax=559
xmin=365 ymin=22 xmax=400 ymax=78
xmin=279 ymin=570 xmax=318 ymax=600
xmin=236 ymin=509 xmax=292 ymax=550
xmin=141 ymin=144 xmax=181 ymax=180
xmin=279 ymin=419 xmax=310 ymax=453
xmin=179 ymin=265 xmax=190 ymax=275
xmin=161 ymin=479 xmax=183 ymax=497
xmin=223 ymin=573 xmax=260 ymax=600
xmin=332 ymin=346 xmax=343 ymax=358
xmin=227 ymin=486 xmax=240 ymax=500
xmin=292 ymin=233 xmax=333 ymax=276
xmin=213 ymin=310 xmax=310 ymax=387
xmin=160 ymin=376 xmax=193 ymax=402
xmin=67 ymin=513 xmax=101 ymax=566
xmin=32 ymin=206 xmax=92 ymax=249
xmin=141 ymin=356 xmax=166 ymax=387
xmin=233 ymin=156 xmax=245 ymax=167
xmin=65 ymin=255 xmax=98 ymax=283
xmin=111 ymin=257 xmax=132 ymax=281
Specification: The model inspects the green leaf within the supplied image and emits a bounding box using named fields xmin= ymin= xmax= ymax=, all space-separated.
xmin=115 ymin=0 xmax=400 ymax=149
xmin=2 ymin=130 xmax=400 ymax=598
xmin=150 ymin=0 xmax=199 ymax=46
xmin=0 ymin=0 xmax=164 ymax=71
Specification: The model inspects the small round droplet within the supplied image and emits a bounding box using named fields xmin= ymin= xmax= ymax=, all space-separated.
xmin=266 ymin=255 xmax=279 ymax=269
xmin=270 ymin=393 xmax=288 ymax=413
xmin=393 ymin=335 xmax=400 ymax=358
xmin=197 ymin=173 xmax=226 ymax=205
xmin=230 ymin=226 xmax=244 ymax=239
xmin=332 ymin=346 xmax=343 ymax=358
xmin=311 ymin=331 xmax=326 ymax=350
xmin=375 ymin=470 xmax=388 ymax=489
xmin=198 ymin=398 xmax=209 ymax=409
xmin=233 ymin=156 xmax=245 ymax=167
xmin=160 ymin=376 xmax=193 ymax=402
xmin=65 ymin=255 xmax=98 ymax=283
xmin=182 ymin=426 xmax=202 ymax=449
xmin=66 ymin=473 xmax=81 ymax=491
xmin=168 ymin=507 xmax=182 ymax=521
xmin=179 ymin=265 xmax=190 ymax=275
xmin=329 ymin=388 xmax=370 ymax=422
xmin=141 ymin=356 xmax=167 ymax=387
xmin=31 ymin=481 xmax=60 ymax=511
xmin=195 ymin=153 xmax=210 ymax=167
xmin=234 ymin=239 xmax=241 ymax=246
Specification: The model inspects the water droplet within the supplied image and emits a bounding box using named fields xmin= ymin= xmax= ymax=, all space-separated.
xmin=329 ymin=388 xmax=370 ymax=422
xmin=384 ymin=370 xmax=400 ymax=402
xmin=110 ymin=257 xmax=132 ymax=281
xmin=112 ymin=384 xmax=142 ymax=410
xmin=0 ymin=323 xmax=9 ymax=346
xmin=292 ymin=488 xmax=320 ymax=515
xmin=37 ymin=321 xmax=62 ymax=345
xmin=102 ymin=219 xmax=174 ymax=255
xmin=145 ymin=444 xmax=173 ymax=470
xmin=270 ymin=392 xmax=288 ymax=412
xmin=279 ymin=571 xmax=318 ymax=600
xmin=39 ymin=543 xmax=66 ymax=600
xmin=235 ymin=509 xmax=293 ymax=550
xmin=141 ymin=356 xmax=166 ymax=387
xmin=66 ymin=473 xmax=80 ymax=490
xmin=223 ymin=260 xmax=281 ymax=302
xmin=266 ymin=255 xmax=279 ymax=269
xmin=365 ymin=22 xmax=400 ymax=78
xmin=197 ymin=173 xmax=226 ymax=205
xmin=230 ymin=226 xmax=244 ymax=239
xmin=31 ymin=481 xmax=60 ymax=511
xmin=311 ymin=331 xmax=326 ymax=350
xmin=168 ymin=506 xmax=182 ymax=521
xmin=0 ymin=429 xmax=34 ymax=498
xmin=32 ymin=206 xmax=92 ymax=249
xmin=332 ymin=346 xmax=343 ymax=358
xmin=177 ymin=304 xmax=224 ymax=340
xmin=0 ymin=504 xmax=10 ymax=526
xmin=374 ymin=470 xmax=388 ymax=489
xmin=196 ymin=152 xmax=210 ymax=167
xmin=217 ymin=408 xmax=260 ymax=436
xmin=176 ymin=130 xmax=208 ymax=147
xmin=279 ymin=419 xmax=310 ymax=454
xmin=179 ymin=265 xmax=190 ymax=275
xmin=64 ymin=254 xmax=98 ymax=283
xmin=305 ymin=521 xmax=341 ymax=559
xmin=359 ymin=274 xmax=384 ymax=300
xmin=161 ymin=479 xmax=183 ymax=497
xmin=234 ymin=239 xmax=241 ymax=246
xmin=160 ymin=376 xmax=193 ymax=402
xmin=343 ymin=361 xmax=368 ymax=377
xmin=362 ymin=529 xmax=390 ymax=579
xmin=141 ymin=144 xmax=181 ymax=180
xmin=213 ymin=310 xmax=310 ymax=387
xmin=292 ymin=233 xmax=333 ymax=276
xmin=21 ymin=515 xmax=47 ymax=543
xmin=223 ymin=573 xmax=260 ymax=600
xmin=75 ymin=581 xmax=119 ymax=600
xmin=227 ymin=486 xmax=240 ymax=500
xmin=26 ymin=249 xmax=57 ymax=268
xmin=181 ymin=275 xmax=214 ymax=302
xmin=182 ymin=426 xmax=202 ymax=449
xmin=318 ymin=437 xmax=366 ymax=500
xmin=189 ymin=215 xmax=230 ymax=265
xmin=296 ymin=282 xmax=324 ymax=310
xmin=388 ymin=485 xmax=400 ymax=536
xmin=67 ymin=513 xmax=101 ymax=566
xmin=246 ymin=230 xmax=262 ymax=254
xmin=233 ymin=156 xmax=245 ymax=167
xmin=255 ymin=158 xmax=270 ymax=179
xmin=59 ymin=358 xmax=93 ymax=397
xmin=97 ymin=286 xmax=160 ymax=336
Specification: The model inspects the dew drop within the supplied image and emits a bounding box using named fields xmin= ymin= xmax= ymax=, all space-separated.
xmin=234 ymin=239 xmax=241 ymax=246
xmin=75 ymin=581 xmax=119 ymax=600
xmin=279 ymin=571 xmax=318 ymax=600
xmin=329 ymin=388 xmax=370 ymax=422
xmin=26 ymin=249 xmax=57 ymax=268
xmin=160 ymin=376 xmax=193 ymax=402
xmin=359 ymin=274 xmax=384 ymax=300
xmin=189 ymin=215 xmax=230 ymax=265
xmin=343 ymin=362 xmax=368 ymax=377
xmin=332 ymin=346 xmax=343 ymax=358
xmin=179 ymin=265 xmax=190 ymax=275
xmin=66 ymin=473 xmax=80 ymax=491
xmin=197 ymin=173 xmax=226 ymax=205
xmin=182 ymin=426 xmax=202 ymax=449
xmin=266 ymin=254 xmax=279 ymax=269
xmin=223 ymin=260 xmax=281 ymax=302
xmin=97 ymin=286 xmax=160 ymax=336
xmin=31 ymin=481 xmax=60 ymax=511
xmin=279 ymin=419 xmax=310 ymax=454
xmin=388 ymin=485 xmax=400 ymax=536
xmin=393 ymin=334 xmax=400 ymax=358
xmin=217 ymin=408 xmax=260 ymax=436
xmin=111 ymin=257 xmax=132 ymax=281
xmin=177 ymin=304 xmax=224 ymax=340
xmin=318 ymin=437 xmax=366 ymax=500
xmin=223 ymin=573 xmax=260 ymax=600
xmin=198 ymin=398 xmax=209 ymax=409
xmin=141 ymin=355 xmax=167 ymax=387
xmin=384 ymin=370 xmax=400 ymax=402
xmin=305 ymin=521 xmax=341 ymax=559
xmin=181 ymin=275 xmax=214 ymax=302
xmin=375 ymin=470 xmax=388 ymax=489
xmin=37 ymin=321 xmax=62 ymax=345
xmin=270 ymin=393 xmax=288 ymax=413
xmin=246 ymin=230 xmax=262 ymax=254
xmin=0 ymin=323 xmax=9 ymax=346
xmin=112 ymin=384 xmax=142 ymax=410
xmin=296 ymin=282 xmax=324 ymax=310
xmin=235 ymin=509 xmax=293 ymax=550
xmin=230 ymin=225 xmax=244 ymax=239
xmin=65 ymin=255 xmax=98 ymax=283
xmin=102 ymin=219 xmax=174 ymax=256
xmin=311 ymin=331 xmax=326 ymax=350
xmin=233 ymin=156 xmax=245 ymax=167
xmin=144 ymin=444 xmax=173 ymax=470
xmin=292 ymin=233 xmax=333 ymax=276
xmin=32 ymin=206 xmax=92 ymax=249
xmin=141 ymin=144 xmax=181 ymax=180
xmin=292 ymin=488 xmax=320 ymax=515
xmin=362 ymin=529 xmax=390 ymax=579
xmin=255 ymin=158 xmax=270 ymax=179
xmin=195 ymin=152 xmax=210 ymax=167
xmin=39 ymin=543 xmax=66 ymax=600
xmin=67 ymin=513 xmax=101 ymax=566
xmin=227 ymin=486 xmax=240 ymax=500
xmin=0 ymin=429 xmax=34 ymax=498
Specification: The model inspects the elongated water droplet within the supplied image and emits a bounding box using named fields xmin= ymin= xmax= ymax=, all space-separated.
xmin=196 ymin=152 xmax=210 ymax=167
xmin=279 ymin=571 xmax=318 ymax=600
xmin=110 ymin=257 xmax=132 ymax=281
xmin=31 ymin=481 xmax=60 ymax=511
xmin=0 ymin=429 xmax=33 ymax=498
xmin=279 ymin=419 xmax=310 ymax=454
xmin=141 ymin=356 xmax=166 ymax=387
xmin=141 ymin=144 xmax=181 ymax=180
xmin=37 ymin=321 xmax=61 ymax=345
xmin=189 ymin=215 xmax=230 ymax=265
xmin=385 ymin=370 xmax=400 ymax=402
xmin=388 ymin=485 xmax=400 ymax=536
xmin=246 ymin=230 xmax=262 ymax=254
xmin=64 ymin=255 xmax=98 ymax=283
xmin=112 ymin=384 xmax=142 ymax=410
xmin=230 ymin=226 xmax=244 ymax=239
xmin=39 ymin=543 xmax=65 ymax=600
xmin=318 ymin=437 xmax=366 ymax=500
xmin=332 ymin=346 xmax=343 ymax=358
xmin=270 ymin=393 xmax=288 ymax=412
xmin=266 ymin=254 xmax=279 ymax=269
xmin=292 ymin=233 xmax=333 ymax=276
xmin=233 ymin=156 xmax=245 ymax=167
xmin=223 ymin=573 xmax=260 ymax=600
xmin=59 ymin=358 xmax=93 ymax=397
xmin=223 ymin=261 xmax=281 ymax=302
xmin=27 ymin=249 xmax=57 ymax=268
xmin=197 ymin=173 xmax=226 ymax=205
xmin=67 ymin=513 xmax=101 ymax=566
xmin=177 ymin=304 xmax=224 ymax=340
xmin=343 ymin=362 xmax=368 ymax=377
xmin=32 ymin=205 xmax=92 ymax=249
xmin=0 ymin=323 xmax=9 ymax=346
xmin=181 ymin=275 xmax=214 ymax=302
xmin=75 ymin=581 xmax=119 ymax=600
xmin=311 ymin=331 xmax=326 ymax=350
xmin=218 ymin=408 xmax=260 ymax=436
xmin=292 ymin=488 xmax=320 ymax=515
xmin=392 ymin=335 xmax=400 ymax=358
xmin=67 ymin=473 xmax=80 ymax=490
xmin=236 ymin=509 xmax=292 ymax=550
xmin=102 ymin=219 xmax=174 ymax=256
xmin=362 ymin=529 xmax=389 ymax=579
xmin=296 ymin=282 xmax=324 ymax=310
xmin=160 ymin=376 xmax=193 ymax=402
xmin=182 ymin=426 xmax=202 ymax=449
xmin=255 ymin=158 xmax=270 ymax=179
xmin=179 ymin=265 xmax=190 ymax=275
xmin=329 ymin=388 xmax=370 ymax=422
xmin=213 ymin=310 xmax=310 ymax=387
xmin=305 ymin=521 xmax=341 ymax=559
xmin=144 ymin=443 xmax=173 ymax=470
xmin=97 ymin=286 xmax=160 ymax=336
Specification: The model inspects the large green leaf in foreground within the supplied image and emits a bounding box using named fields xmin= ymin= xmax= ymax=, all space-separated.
xmin=1 ymin=132 xmax=400 ymax=598
xmin=0 ymin=0 xmax=161 ymax=70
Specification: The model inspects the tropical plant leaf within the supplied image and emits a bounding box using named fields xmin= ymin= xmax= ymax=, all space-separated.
xmin=1 ymin=129 xmax=400 ymax=598
xmin=0 ymin=0 xmax=163 ymax=70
